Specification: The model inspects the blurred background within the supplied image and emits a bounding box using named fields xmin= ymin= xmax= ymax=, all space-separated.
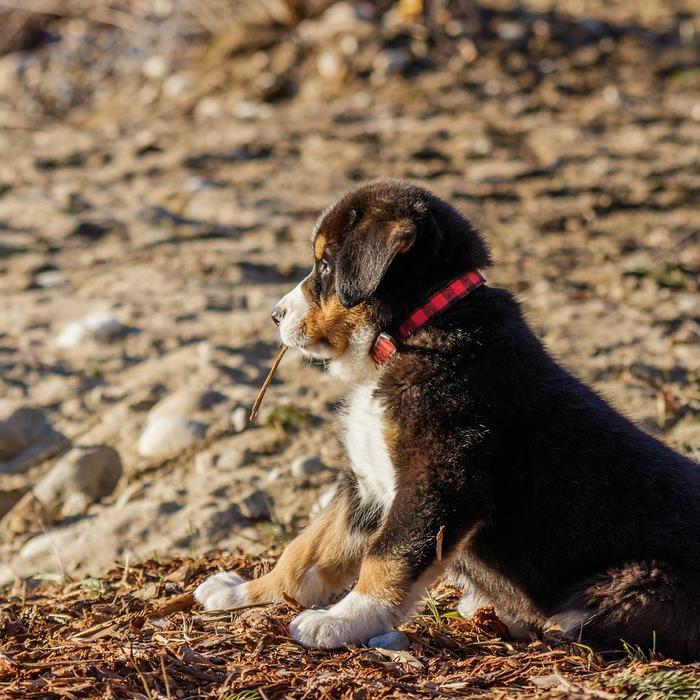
xmin=0 ymin=1 xmax=698 ymax=586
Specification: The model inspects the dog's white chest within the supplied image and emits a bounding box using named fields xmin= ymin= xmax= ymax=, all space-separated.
xmin=342 ymin=384 xmax=396 ymax=509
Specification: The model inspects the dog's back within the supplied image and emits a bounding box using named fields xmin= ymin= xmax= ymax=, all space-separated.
xmin=384 ymin=283 xmax=700 ymax=658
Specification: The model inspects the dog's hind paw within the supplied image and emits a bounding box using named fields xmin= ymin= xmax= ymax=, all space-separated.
xmin=194 ymin=571 xmax=249 ymax=611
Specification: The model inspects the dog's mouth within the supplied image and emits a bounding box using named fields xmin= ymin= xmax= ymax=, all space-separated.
xmin=298 ymin=340 xmax=336 ymax=360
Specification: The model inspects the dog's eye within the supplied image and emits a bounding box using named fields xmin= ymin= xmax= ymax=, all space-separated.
xmin=319 ymin=258 xmax=331 ymax=276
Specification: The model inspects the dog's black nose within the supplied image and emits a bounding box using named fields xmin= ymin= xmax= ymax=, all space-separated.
xmin=271 ymin=305 xmax=286 ymax=326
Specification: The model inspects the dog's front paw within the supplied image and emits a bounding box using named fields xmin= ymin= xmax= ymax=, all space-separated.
xmin=194 ymin=571 xmax=249 ymax=611
xmin=289 ymin=608 xmax=353 ymax=649
xmin=289 ymin=592 xmax=393 ymax=649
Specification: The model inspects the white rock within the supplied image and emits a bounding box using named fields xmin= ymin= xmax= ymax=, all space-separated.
xmin=32 ymin=445 xmax=123 ymax=522
xmin=230 ymin=406 xmax=248 ymax=433
xmin=55 ymin=320 xmax=90 ymax=348
xmin=163 ymin=71 xmax=193 ymax=97
xmin=291 ymin=455 xmax=327 ymax=478
xmin=266 ymin=466 xmax=282 ymax=483
xmin=35 ymin=270 xmax=66 ymax=288
xmin=138 ymin=416 xmax=206 ymax=458
xmin=0 ymin=565 xmax=16 ymax=586
xmin=218 ymin=450 xmax=246 ymax=470
xmin=318 ymin=50 xmax=344 ymax=80
xmin=142 ymin=55 xmax=169 ymax=80
xmin=56 ymin=312 xmax=126 ymax=348
xmin=148 ymin=387 xmax=226 ymax=423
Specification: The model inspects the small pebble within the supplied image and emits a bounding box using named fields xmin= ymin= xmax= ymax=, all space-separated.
xmin=56 ymin=312 xmax=127 ymax=348
xmin=230 ymin=406 xmax=248 ymax=433
xmin=137 ymin=417 xmax=205 ymax=458
xmin=238 ymin=489 xmax=270 ymax=520
xmin=31 ymin=445 xmax=123 ymax=522
xmin=291 ymin=455 xmax=327 ymax=478
xmin=368 ymin=630 xmax=410 ymax=651
xmin=218 ymin=450 xmax=246 ymax=470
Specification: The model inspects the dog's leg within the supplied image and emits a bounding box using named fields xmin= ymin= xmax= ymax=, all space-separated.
xmin=453 ymin=576 xmax=534 ymax=640
xmin=195 ymin=493 xmax=364 ymax=610
xmin=288 ymin=492 xmax=468 ymax=648
xmin=548 ymin=562 xmax=700 ymax=661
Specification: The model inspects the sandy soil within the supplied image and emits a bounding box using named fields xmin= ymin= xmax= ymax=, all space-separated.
xmin=0 ymin=1 xmax=698 ymax=694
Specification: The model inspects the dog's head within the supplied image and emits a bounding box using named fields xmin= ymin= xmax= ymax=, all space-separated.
xmin=273 ymin=179 xmax=490 ymax=379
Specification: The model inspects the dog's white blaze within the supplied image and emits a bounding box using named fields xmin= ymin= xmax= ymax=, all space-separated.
xmin=277 ymin=281 xmax=309 ymax=348
xmin=342 ymin=382 xmax=396 ymax=510
xmin=289 ymin=592 xmax=395 ymax=648
xmin=194 ymin=571 xmax=250 ymax=610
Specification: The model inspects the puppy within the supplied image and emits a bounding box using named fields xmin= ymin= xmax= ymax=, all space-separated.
xmin=196 ymin=179 xmax=700 ymax=660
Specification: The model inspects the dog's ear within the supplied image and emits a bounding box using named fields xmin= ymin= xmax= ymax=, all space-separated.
xmin=335 ymin=217 xmax=416 ymax=308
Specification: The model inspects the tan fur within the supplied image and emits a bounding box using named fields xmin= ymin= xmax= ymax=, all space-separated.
xmin=354 ymin=556 xmax=409 ymax=608
xmin=314 ymin=233 xmax=327 ymax=260
xmin=382 ymin=414 xmax=401 ymax=465
xmin=303 ymin=292 xmax=369 ymax=354
xmin=245 ymin=496 xmax=364 ymax=606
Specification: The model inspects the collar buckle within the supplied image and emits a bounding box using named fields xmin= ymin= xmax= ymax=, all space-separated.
xmin=371 ymin=332 xmax=398 ymax=366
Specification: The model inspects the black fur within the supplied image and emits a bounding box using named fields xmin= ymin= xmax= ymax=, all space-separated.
xmin=319 ymin=178 xmax=700 ymax=661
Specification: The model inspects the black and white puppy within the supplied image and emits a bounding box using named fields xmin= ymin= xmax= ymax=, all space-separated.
xmin=196 ymin=179 xmax=700 ymax=660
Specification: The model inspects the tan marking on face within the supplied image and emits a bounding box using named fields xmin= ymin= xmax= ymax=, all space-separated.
xmin=354 ymin=556 xmax=409 ymax=607
xmin=303 ymin=293 xmax=370 ymax=353
xmin=245 ymin=496 xmax=364 ymax=606
xmin=314 ymin=233 xmax=327 ymax=261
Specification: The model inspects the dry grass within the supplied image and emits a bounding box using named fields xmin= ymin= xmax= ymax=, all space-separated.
xmin=3 ymin=552 xmax=699 ymax=698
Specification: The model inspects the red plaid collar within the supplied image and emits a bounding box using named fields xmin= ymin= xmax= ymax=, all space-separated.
xmin=371 ymin=270 xmax=486 ymax=365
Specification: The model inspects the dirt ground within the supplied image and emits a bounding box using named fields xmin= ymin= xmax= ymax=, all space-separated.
xmin=0 ymin=0 xmax=699 ymax=697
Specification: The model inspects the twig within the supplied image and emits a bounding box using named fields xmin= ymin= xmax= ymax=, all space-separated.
xmin=250 ymin=346 xmax=288 ymax=421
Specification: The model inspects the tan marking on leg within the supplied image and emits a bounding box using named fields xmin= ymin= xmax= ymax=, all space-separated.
xmin=354 ymin=556 xmax=409 ymax=608
xmin=246 ymin=496 xmax=364 ymax=606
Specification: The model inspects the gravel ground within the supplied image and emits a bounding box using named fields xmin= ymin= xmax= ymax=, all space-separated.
xmin=0 ymin=1 xmax=698 ymax=695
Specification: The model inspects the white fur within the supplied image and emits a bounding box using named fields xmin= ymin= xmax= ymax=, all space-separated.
xmin=296 ymin=565 xmax=329 ymax=606
xmin=457 ymin=580 xmax=532 ymax=640
xmin=277 ymin=281 xmax=311 ymax=349
xmin=289 ymin=592 xmax=395 ymax=648
xmin=194 ymin=571 xmax=250 ymax=610
xmin=327 ymin=324 xmax=377 ymax=384
xmin=457 ymin=582 xmax=494 ymax=619
xmin=545 ymin=609 xmax=590 ymax=638
xmin=340 ymin=382 xmax=396 ymax=510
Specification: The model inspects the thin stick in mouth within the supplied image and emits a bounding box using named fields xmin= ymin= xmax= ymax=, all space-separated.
xmin=249 ymin=345 xmax=288 ymax=422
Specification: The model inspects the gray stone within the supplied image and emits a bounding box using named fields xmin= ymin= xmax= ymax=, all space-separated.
xmin=291 ymin=455 xmax=327 ymax=478
xmin=0 ymin=475 xmax=30 ymax=519
xmin=238 ymin=489 xmax=270 ymax=520
xmin=56 ymin=311 xmax=128 ymax=348
xmin=0 ymin=420 xmax=27 ymax=460
xmin=32 ymin=445 xmax=123 ymax=522
xmin=0 ymin=408 xmax=68 ymax=475
xmin=368 ymin=630 xmax=410 ymax=651
xmin=137 ymin=416 xmax=206 ymax=459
